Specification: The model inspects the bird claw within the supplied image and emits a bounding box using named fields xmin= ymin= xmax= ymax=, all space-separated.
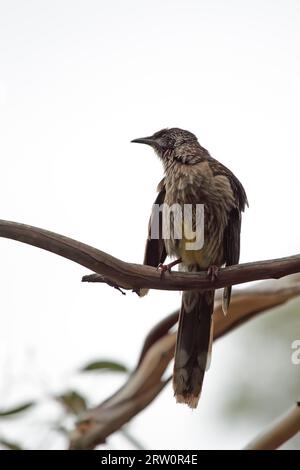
xmin=207 ymin=265 xmax=220 ymax=281
xmin=157 ymin=258 xmax=182 ymax=279
xmin=157 ymin=263 xmax=171 ymax=279
xmin=157 ymin=263 xmax=171 ymax=272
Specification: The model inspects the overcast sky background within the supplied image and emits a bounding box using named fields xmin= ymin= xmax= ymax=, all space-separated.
xmin=0 ymin=0 xmax=300 ymax=449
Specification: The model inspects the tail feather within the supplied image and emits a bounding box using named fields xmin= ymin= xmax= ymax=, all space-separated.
xmin=173 ymin=289 xmax=214 ymax=408
xmin=206 ymin=317 xmax=214 ymax=370
xmin=138 ymin=288 xmax=149 ymax=297
xmin=222 ymin=286 xmax=231 ymax=315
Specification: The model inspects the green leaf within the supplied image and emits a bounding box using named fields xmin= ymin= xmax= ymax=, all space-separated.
xmin=81 ymin=360 xmax=128 ymax=373
xmin=0 ymin=402 xmax=35 ymax=418
xmin=56 ymin=391 xmax=87 ymax=416
xmin=0 ymin=438 xmax=22 ymax=450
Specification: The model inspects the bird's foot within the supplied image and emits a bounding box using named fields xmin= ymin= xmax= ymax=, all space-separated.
xmin=157 ymin=258 xmax=182 ymax=278
xmin=207 ymin=265 xmax=220 ymax=281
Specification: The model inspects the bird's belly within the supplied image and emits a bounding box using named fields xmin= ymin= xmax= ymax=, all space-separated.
xmin=180 ymin=245 xmax=209 ymax=268
xmin=165 ymin=236 xmax=211 ymax=270
xmin=163 ymin=190 xmax=224 ymax=270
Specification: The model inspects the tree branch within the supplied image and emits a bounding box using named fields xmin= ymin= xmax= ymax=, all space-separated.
xmin=69 ymin=275 xmax=300 ymax=449
xmin=1 ymin=219 xmax=300 ymax=449
xmin=1 ymin=220 xmax=300 ymax=292
xmin=244 ymin=402 xmax=300 ymax=450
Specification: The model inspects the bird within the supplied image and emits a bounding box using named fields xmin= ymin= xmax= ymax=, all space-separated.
xmin=131 ymin=128 xmax=248 ymax=408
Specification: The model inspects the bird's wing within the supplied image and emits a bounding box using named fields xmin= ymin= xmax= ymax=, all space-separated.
xmin=223 ymin=206 xmax=242 ymax=266
xmin=143 ymin=178 xmax=167 ymax=268
xmin=222 ymin=171 xmax=248 ymax=313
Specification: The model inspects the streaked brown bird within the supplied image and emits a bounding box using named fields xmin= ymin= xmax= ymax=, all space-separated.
xmin=132 ymin=128 xmax=248 ymax=408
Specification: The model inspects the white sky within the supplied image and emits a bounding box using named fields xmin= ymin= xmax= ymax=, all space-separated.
xmin=0 ymin=0 xmax=300 ymax=449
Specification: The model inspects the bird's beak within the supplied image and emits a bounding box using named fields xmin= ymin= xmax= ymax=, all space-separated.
xmin=131 ymin=137 xmax=156 ymax=146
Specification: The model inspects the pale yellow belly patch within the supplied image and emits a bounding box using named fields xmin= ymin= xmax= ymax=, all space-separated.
xmin=179 ymin=238 xmax=209 ymax=269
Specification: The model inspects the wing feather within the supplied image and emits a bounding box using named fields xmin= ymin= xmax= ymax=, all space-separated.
xmin=222 ymin=170 xmax=248 ymax=313
xmin=140 ymin=180 xmax=167 ymax=296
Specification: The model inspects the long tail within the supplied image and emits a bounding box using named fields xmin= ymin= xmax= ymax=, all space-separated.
xmin=173 ymin=289 xmax=215 ymax=408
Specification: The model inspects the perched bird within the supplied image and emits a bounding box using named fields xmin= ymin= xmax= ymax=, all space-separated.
xmin=131 ymin=128 xmax=248 ymax=408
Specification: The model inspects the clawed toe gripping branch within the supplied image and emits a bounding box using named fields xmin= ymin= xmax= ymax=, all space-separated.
xmin=1 ymin=219 xmax=300 ymax=449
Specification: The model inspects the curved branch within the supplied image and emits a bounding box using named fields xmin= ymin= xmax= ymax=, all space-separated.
xmin=69 ymin=275 xmax=300 ymax=449
xmin=1 ymin=220 xmax=300 ymax=292
xmin=244 ymin=402 xmax=300 ymax=450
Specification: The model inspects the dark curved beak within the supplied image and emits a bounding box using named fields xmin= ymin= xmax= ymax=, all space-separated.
xmin=131 ymin=137 xmax=156 ymax=146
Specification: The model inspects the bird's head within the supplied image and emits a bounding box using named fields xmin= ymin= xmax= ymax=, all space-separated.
xmin=131 ymin=128 xmax=198 ymax=160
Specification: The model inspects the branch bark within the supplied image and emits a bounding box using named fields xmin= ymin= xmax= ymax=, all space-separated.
xmin=244 ymin=402 xmax=300 ymax=450
xmin=69 ymin=274 xmax=300 ymax=449
xmin=1 ymin=219 xmax=300 ymax=292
